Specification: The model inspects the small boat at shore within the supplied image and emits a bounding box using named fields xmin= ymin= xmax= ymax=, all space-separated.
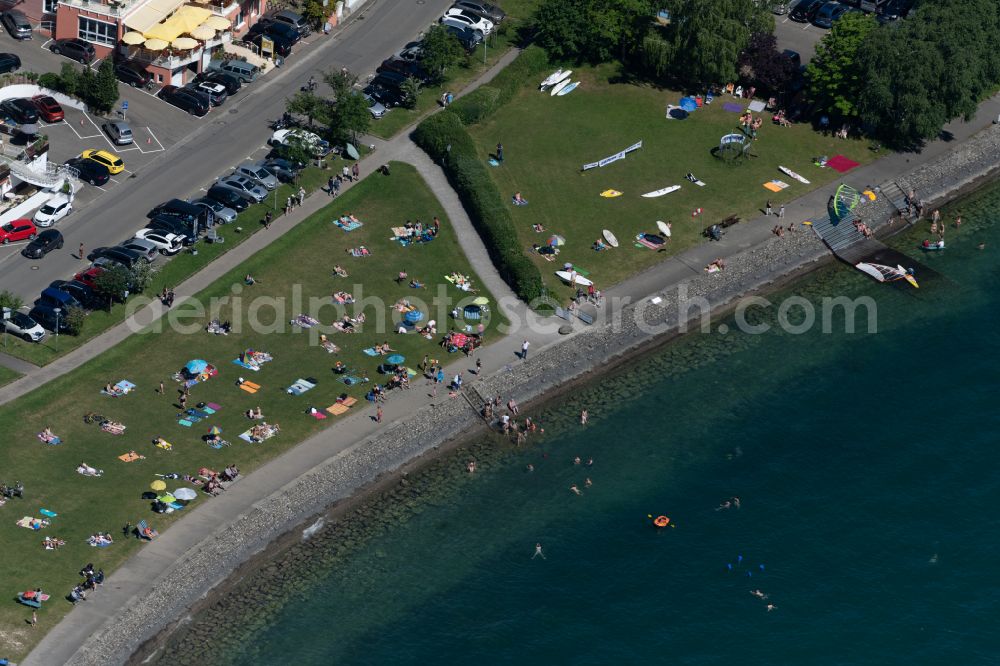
xmin=855 ymin=262 xmax=919 ymax=288
xmin=919 ymin=239 xmax=945 ymax=251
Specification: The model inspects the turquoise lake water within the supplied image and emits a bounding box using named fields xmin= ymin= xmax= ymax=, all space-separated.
xmin=176 ymin=184 xmax=1000 ymax=665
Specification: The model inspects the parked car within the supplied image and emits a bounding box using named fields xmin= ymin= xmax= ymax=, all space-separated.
xmin=50 ymin=38 xmax=95 ymax=63
xmin=0 ymin=52 xmax=21 ymax=74
xmin=269 ymin=128 xmax=331 ymax=157
xmin=206 ymin=185 xmax=251 ymax=211
xmin=118 ymin=238 xmax=159 ymax=262
xmin=2 ymin=310 xmax=45 ymax=342
xmin=194 ymin=69 xmax=242 ymax=94
xmin=33 ymin=195 xmax=73 ymax=227
xmin=36 ymin=286 xmax=82 ymax=311
xmin=88 ymin=246 xmax=146 ymax=269
xmin=1 ymin=9 xmax=33 ymax=40
xmin=0 ymin=98 xmax=39 ymax=125
xmin=64 ymin=157 xmax=110 ymax=185
xmin=135 ymin=228 xmax=185 ymax=254
xmin=29 ymin=305 xmax=73 ymax=333
xmin=30 ymin=95 xmax=64 ymax=123
xmin=159 ymin=85 xmax=210 ymax=116
xmin=81 ymin=149 xmax=124 ymax=175
xmin=450 ymin=0 xmax=505 ymax=24
xmin=397 ymin=41 xmax=424 ymax=62
xmin=217 ymin=60 xmax=259 ymax=83
xmin=21 ymin=229 xmax=63 ymax=258
xmin=442 ymin=24 xmax=483 ymax=50
xmin=378 ymin=57 xmax=432 ymax=84
xmin=363 ymin=93 xmax=387 ymax=119
xmin=0 ymin=219 xmax=36 ymax=244
xmin=261 ymin=157 xmax=301 ymax=182
xmin=371 ymin=70 xmax=413 ymax=91
xmin=364 ymin=83 xmax=404 ymax=108
xmin=102 ymin=120 xmax=133 ymax=145
xmin=790 ymin=0 xmax=826 ymax=21
xmin=114 ymin=61 xmax=153 ymax=88
xmin=813 ymin=1 xmax=845 ymax=27
xmin=73 ymin=266 xmax=104 ymax=288
xmin=247 ymin=32 xmax=293 ymax=59
xmin=51 ymin=279 xmax=99 ymax=309
xmin=191 ymin=197 xmax=237 ymax=223
xmin=215 ymin=175 xmax=267 ymax=202
xmin=264 ymin=21 xmax=301 ymax=45
xmin=191 ymin=81 xmax=228 ymax=106
xmin=148 ymin=198 xmax=213 ymax=230
xmin=441 ymin=8 xmax=494 ymax=35
xmin=234 ymin=163 xmax=278 ymax=190
xmin=272 ymin=9 xmax=311 ymax=36
xmin=147 ymin=215 xmax=197 ymax=243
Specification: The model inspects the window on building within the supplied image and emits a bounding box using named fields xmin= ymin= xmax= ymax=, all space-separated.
xmin=235 ymin=10 xmax=244 ymax=27
xmin=44 ymin=0 xmax=57 ymax=14
xmin=78 ymin=16 xmax=116 ymax=46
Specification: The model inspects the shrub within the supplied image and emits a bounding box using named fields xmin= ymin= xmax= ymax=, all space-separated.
xmin=448 ymin=46 xmax=549 ymax=125
xmin=413 ymin=112 xmax=543 ymax=302
xmin=64 ymin=306 xmax=86 ymax=336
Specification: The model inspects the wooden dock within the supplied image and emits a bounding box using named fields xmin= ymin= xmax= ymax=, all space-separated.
xmin=811 ymin=179 xmax=915 ymax=266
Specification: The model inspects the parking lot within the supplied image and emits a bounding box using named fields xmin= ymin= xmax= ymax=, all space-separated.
xmin=773 ymin=8 xmax=832 ymax=65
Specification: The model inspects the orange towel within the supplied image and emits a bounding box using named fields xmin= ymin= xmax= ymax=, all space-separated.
xmin=339 ymin=397 xmax=358 ymax=407
xmin=118 ymin=452 xmax=142 ymax=462
xmin=327 ymin=403 xmax=349 ymax=415
xmin=239 ymin=384 xmax=259 ymax=394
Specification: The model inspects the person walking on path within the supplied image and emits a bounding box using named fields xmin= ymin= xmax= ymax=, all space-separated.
xmin=375 ymin=405 xmax=383 ymax=423
xmin=78 ymin=242 xmax=85 ymax=260
xmin=31 ymin=610 xmax=37 ymax=628
xmin=521 ymin=339 xmax=530 ymax=360
xmin=285 ymin=196 xmax=292 ymax=214
xmin=297 ymin=186 xmax=305 ymax=207
xmin=765 ymin=200 xmax=773 ymax=216
xmin=778 ymin=205 xmax=785 ymax=219
xmin=333 ymin=176 xmax=341 ymax=197
xmin=496 ymin=142 xmax=504 ymax=163
xmin=264 ymin=211 xmax=272 ymax=229
xmin=158 ymin=381 xmax=164 ymax=395
xmin=328 ymin=176 xmax=336 ymax=196
xmin=352 ymin=162 xmax=360 ymax=181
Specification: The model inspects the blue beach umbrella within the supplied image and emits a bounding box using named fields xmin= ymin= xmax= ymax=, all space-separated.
xmin=185 ymin=359 xmax=208 ymax=374
xmin=387 ymin=354 xmax=405 ymax=365
xmin=679 ymin=97 xmax=698 ymax=112
xmin=404 ymin=310 xmax=424 ymax=324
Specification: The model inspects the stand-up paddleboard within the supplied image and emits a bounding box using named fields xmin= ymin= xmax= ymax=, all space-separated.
xmin=345 ymin=143 xmax=360 ymax=160
xmin=556 ymin=81 xmax=579 ymax=96
xmin=778 ymin=166 xmax=810 ymax=184
xmin=600 ymin=189 xmax=623 ymax=198
xmin=641 ymin=185 xmax=681 ymax=198
xmin=540 ymin=69 xmax=564 ymax=88
xmin=656 ymin=220 xmax=672 ymax=237
xmin=550 ymin=78 xmax=571 ymax=96
xmin=602 ymin=229 xmax=619 ymax=247
xmin=555 ymin=270 xmax=593 ymax=286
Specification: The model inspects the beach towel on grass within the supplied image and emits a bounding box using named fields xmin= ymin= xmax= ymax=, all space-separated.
xmin=102 ymin=380 xmax=136 ymax=397
xmin=291 ymin=314 xmax=320 ymax=329
xmin=239 ymin=384 xmax=259 ymax=394
xmin=206 ymin=402 xmax=222 ymax=411
xmin=232 ymin=358 xmax=261 ymax=371
xmin=287 ymin=378 xmax=317 ymax=396
xmin=309 ymin=411 xmax=327 ymax=420
xmin=338 ymin=376 xmax=366 ymax=386
xmin=335 ymin=218 xmax=363 ymax=232
xmin=764 ymin=180 xmax=789 ymax=192
xmin=201 ymin=406 xmax=217 ymax=415
xmin=238 ymin=430 xmax=254 ymax=443
xmin=827 ymin=155 xmax=860 ymax=173
xmin=37 ymin=432 xmax=61 ymax=445
xmin=118 ymin=452 xmax=143 ymax=462
xmin=40 ymin=509 xmax=57 ymax=518
xmin=327 ymin=403 xmax=349 ymax=416
xmin=178 ymin=419 xmax=193 ymax=427
xmin=362 ymin=348 xmax=379 ymax=356
xmin=722 ymin=102 xmax=743 ymax=113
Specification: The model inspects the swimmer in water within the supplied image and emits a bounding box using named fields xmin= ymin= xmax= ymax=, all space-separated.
xmin=580 ymin=409 xmax=588 ymax=425
xmin=766 ymin=604 xmax=777 ymax=612
xmin=586 ymin=458 xmax=593 ymax=466
xmin=532 ymin=543 xmax=545 ymax=559
xmin=978 ymin=242 xmax=986 ymax=250
xmin=526 ymin=464 xmax=534 ymax=472
xmin=715 ymin=500 xmax=732 ymax=511
xmin=573 ymin=456 xmax=581 ymax=465
xmin=585 ymin=478 xmax=592 ymax=488
xmin=570 ymin=485 xmax=582 ymax=495
xmin=467 ymin=461 xmax=476 ymax=474
xmin=750 ymin=589 xmax=768 ymax=600
xmin=732 ymin=496 xmax=741 ymax=509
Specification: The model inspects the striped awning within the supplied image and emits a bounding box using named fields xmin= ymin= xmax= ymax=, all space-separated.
xmin=123 ymin=0 xmax=187 ymax=33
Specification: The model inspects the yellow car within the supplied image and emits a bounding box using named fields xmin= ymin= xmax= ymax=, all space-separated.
xmin=81 ymin=149 xmax=124 ymax=175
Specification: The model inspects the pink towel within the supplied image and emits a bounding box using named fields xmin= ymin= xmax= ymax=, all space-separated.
xmin=827 ymin=155 xmax=860 ymax=173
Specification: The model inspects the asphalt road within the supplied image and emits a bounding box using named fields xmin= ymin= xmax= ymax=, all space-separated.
xmin=773 ymin=11 xmax=825 ymax=64
xmin=0 ymin=0 xmax=454 ymax=301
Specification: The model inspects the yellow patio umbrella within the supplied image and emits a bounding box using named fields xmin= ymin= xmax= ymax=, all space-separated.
xmin=189 ymin=25 xmax=216 ymax=40
xmin=150 ymin=480 xmax=167 ymax=491
xmin=122 ymin=31 xmax=146 ymax=45
xmin=144 ymin=38 xmax=169 ymax=51
xmin=172 ymin=37 xmax=198 ymax=50
xmin=203 ymin=15 xmax=231 ymax=30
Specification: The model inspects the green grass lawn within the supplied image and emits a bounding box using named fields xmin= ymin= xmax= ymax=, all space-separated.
xmin=466 ymin=63 xmax=877 ymax=298
xmin=0 ymin=162 xmax=500 ymax=661
xmin=0 ymin=365 xmax=21 ymax=387
xmin=1 ymin=167 xmax=332 ymax=367
xmin=368 ymin=0 xmax=538 ymax=140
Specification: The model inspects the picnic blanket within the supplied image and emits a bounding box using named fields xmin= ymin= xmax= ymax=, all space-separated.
xmin=100 ymin=422 xmax=126 ymax=435
xmin=764 ymin=180 xmax=789 ymax=192
xmin=118 ymin=451 xmax=144 ymax=462
xmin=348 ymin=247 xmax=371 ymax=257
xmin=327 ymin=403 xmax=349 ymax=415
xmin=362 ymin=347 xmax=379 ymax=356
xmin=16 ymin=516 xmax=48 ymax=530
xmin=637 ymin=236 xmax=666 ymax=250
xmin=290 ymin=314 xmax=320 ymax=329
xmin=334 ymin=216 xmax=363 ymax=231
xmin=338 ymin=375 xmax=367 ymax=386
xmin=827 ymin=155 xmax=860 ymax=173
xmin=37 ymin=432 xmax=61 ymax=445
xmin=308 ymin=408 xmax=327 ymax=419
xmin=321 ymin=340 xmax=339 ymax=354
xmin=722 ymin=102 xmax=743 ymax=113
xmin=748 ymin=100 xmax=766 ymax=112
xmin=102 ymin=380 xmax=136 ymax=397
xmin=239 ymin=424 xmax=280 ymax=443
xmin=239 ymin=380 xmax=261 ymax=394
xmin=286 ymin=378 xmax=317 ymax=396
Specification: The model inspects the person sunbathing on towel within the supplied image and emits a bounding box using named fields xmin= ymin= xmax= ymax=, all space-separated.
xmin=409 ymin=279 xmax=424 ymax=288
xmin=592 ymin=238 xmax=607 ymax=251
xmin=333 ymin=265 xmax=348 ymax=277
xmin=512 ymin=192 xmax=527 ymax=205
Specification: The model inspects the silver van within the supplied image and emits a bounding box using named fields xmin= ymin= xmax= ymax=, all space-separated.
xmin=272 ymin=9 xmax=311 ymax=37
xmin=219 ymin=60 xmax=259 ymax=83
xmin=1 ymin=10 xmax=33 ymax=40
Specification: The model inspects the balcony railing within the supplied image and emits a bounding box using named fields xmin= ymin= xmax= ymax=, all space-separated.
xmin=56 ymin=0 xmax=143 ymax=19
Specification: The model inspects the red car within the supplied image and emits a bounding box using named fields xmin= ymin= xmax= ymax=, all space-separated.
xmin=0 ymin=219 xmax=37 ymax=244
xmin=31 ymin=95 xmax=65 ymax=123
xmin=73 ymin=266 xmax=104 ymax=288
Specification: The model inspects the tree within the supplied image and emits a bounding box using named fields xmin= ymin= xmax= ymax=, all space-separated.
xmin=301 ymin=0 xmax=327 ymax=30
xmin=93 ymin=265 xmax=131 ymax=310
xmin=129 ymin=261 xmax=155 ymax=294
xmin=534 ymin=0 xmax=655 ymax=63
xmin=420 ymin=24 xmax=466 ymax=83
xmin=0 ymin=290 xmax=24 ymax=311
xmin=274 ymin=136 xmax=314 ymax=170
xmin=804 ymin=12 xmax=876 ymax=119
xmin=64 ymin=306 xmax=86 ymax=336
xmin=286 ymin=90 xmax=327 ymax=127
xmin=329 ymin=92 xmax=371 ymax=144
xmin=58 ymin=62 xmax=79 ymax=96
xmin=322 ymin=68 xmax=357 ymax=102
xmin=399 ymin=77 xmax=421 ymax=109
xmin=738 ymin=32 xmax=796 ymax=94
xmin=77 ymin=66 xmax=97 ymax=108
xmin=91 ymin=59 xmax=120 ymax=114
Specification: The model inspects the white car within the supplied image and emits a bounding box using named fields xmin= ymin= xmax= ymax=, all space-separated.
xmin=33 ymin=195 xmax=73 ymax=227
xmin=442 ymin=8 xmax=494 ymax=35
xmin=2 ymin=310 xmax=46 ymax=342
xmin=134 ymin=228 xmax=184 ymax=255
xmin=269 ymin=128 xmax=331 ymax=157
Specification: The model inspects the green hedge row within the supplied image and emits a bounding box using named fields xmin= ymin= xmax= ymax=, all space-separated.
xmin=448 ymin=46 xmax=550 ymax=125
xmin=413 ymin=112 xmax=544 ymax=302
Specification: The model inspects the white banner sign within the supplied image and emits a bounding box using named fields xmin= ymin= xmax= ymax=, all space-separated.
xmin=582 ymin=140 xmax=643 ymax=171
